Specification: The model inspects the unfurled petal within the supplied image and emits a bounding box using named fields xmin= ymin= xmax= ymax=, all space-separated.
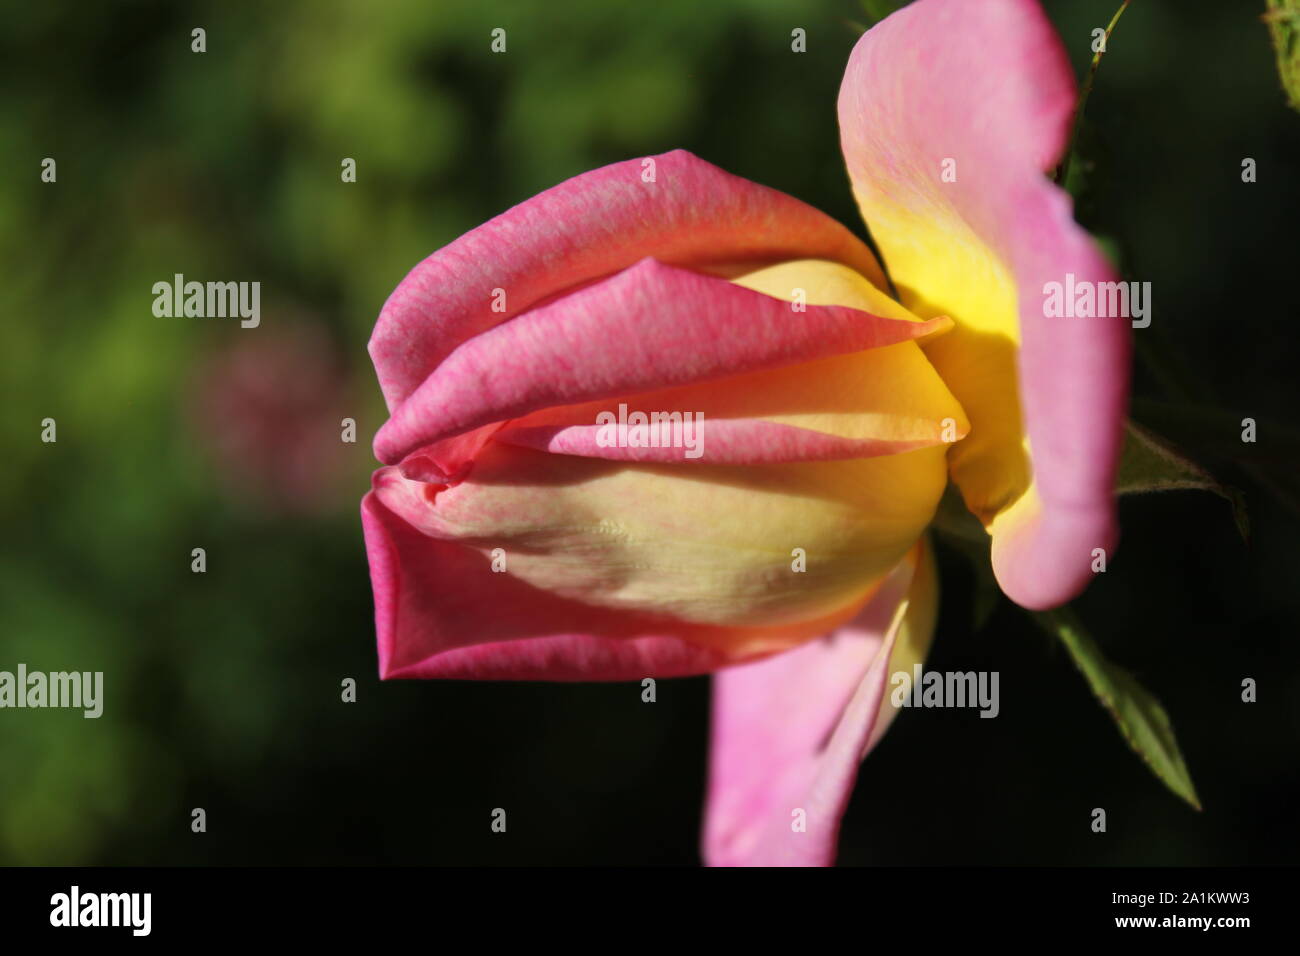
xmin=838 ymin=0 xmax=1130 ymax=608
xmin=369 ymin=150 xmax=887 ymax=410
xmin=703 ymin=540 xmax=937 ymax=866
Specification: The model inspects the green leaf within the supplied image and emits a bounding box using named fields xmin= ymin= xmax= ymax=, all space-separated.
xmin=1266 ymin=0 xmax=1300 ymax=112
xmin=1117 ymin=420 xmax=1249 ymax=541
xmin=1034 ymin=607 xmax=1201 ymax=811
xmin=1130 ymin=398 xmax=1300 ymax=521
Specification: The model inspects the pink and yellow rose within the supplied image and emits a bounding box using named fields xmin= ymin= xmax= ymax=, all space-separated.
xmin=361 ymin=0 xmax=1130 ymax=866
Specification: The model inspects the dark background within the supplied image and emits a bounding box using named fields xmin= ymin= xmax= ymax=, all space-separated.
xmin=1 ymin=0 xmax=1297 ymax=865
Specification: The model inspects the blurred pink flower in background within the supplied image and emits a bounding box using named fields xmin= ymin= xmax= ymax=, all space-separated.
xmin=194 ymin=324 xmax=355 ymax=515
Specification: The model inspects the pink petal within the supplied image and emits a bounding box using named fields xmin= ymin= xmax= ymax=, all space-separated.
xmin=838 ymin=0 xmax=1130 ymax=609
xmin=703 ymin=543 xmax=931 ymax=867
xmin=373 ymin=258 xmax=950 ymax=470
xmin=361 ymin=486 xmax=866 ymax=681
xmin=369 ymin=149 xmax=887 ymax=410
xmin=497 ymin=418 xmax=939 ymax=465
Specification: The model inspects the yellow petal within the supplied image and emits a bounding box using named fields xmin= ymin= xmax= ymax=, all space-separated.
xmin=864 ymin=203 xmax=1029 ymax=524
